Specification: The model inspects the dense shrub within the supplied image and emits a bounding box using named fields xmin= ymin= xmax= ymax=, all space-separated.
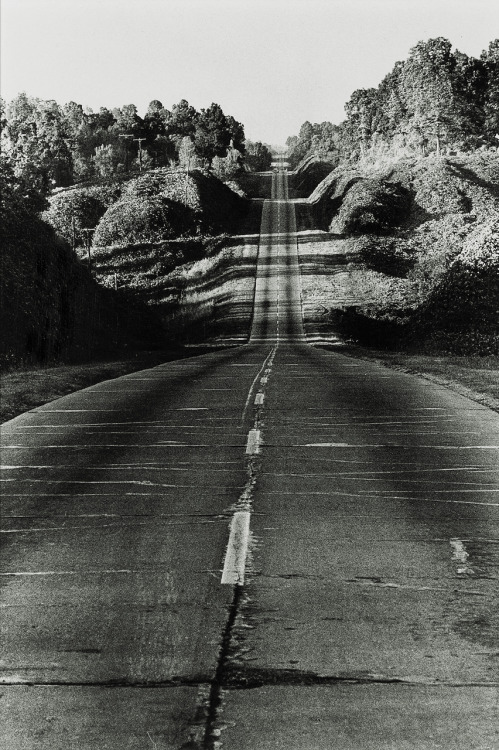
xmin=355 ymin=236 xmax=416 ymax=277
xmin=329 ymin=179 xmax=411 ymax=234
xmin=43 ymin=191 xmax=107 ymax=246
xmin=93 ymin=194 xmax=186 ymax=246
xmin=1 ymin=160 xmax=165 ymax=367
xmin=411 ymin=218 xmax=499 ymax=353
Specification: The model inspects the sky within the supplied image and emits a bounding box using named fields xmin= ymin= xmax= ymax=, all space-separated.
xmin=1 ymin=0 xmax=498 ymax=146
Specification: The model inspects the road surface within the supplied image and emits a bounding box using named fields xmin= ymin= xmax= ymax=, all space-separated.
xmin=1 ymin=162 xmax=498 ymax=749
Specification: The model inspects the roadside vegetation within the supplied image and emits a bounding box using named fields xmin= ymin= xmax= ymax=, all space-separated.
xmin=2 ymin=36 xmax=497 ymax=420
xmin=289 ymin=37 xmax=498 ymax=359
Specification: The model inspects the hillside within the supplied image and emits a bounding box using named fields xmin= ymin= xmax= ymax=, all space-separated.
xmin=298 ymin=151 xmax=499 ymax=354
xmin=42 ymin=168 xmax=259 ymax=344
xmin=0 ymin=164 xmax=165 ymax=369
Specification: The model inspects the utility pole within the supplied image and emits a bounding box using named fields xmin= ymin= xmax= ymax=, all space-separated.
xmin=119 ymin=134 xmax=133 ymax=172
xmin=133 ymin=137 xmax=146 ymax=172
xmin=81 ymin=228 xmax=94 ymax=269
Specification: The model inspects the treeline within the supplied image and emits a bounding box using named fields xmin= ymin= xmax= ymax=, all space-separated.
xmin=287 ymin=38 xmax=499 ymax=166
xmin=0 ymin=95 xmax=270 ymax=195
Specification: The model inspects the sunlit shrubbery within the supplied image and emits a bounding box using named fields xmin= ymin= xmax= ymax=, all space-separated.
xmin=43 ymin=191 xmax=107 ymax=246
xmin=329 ymin=178 xmax=411 ymax=235
xmin=93 ymin=194 xmax=183 ymax=247
xmin=410 ymin=217 xmax=499 ymax=353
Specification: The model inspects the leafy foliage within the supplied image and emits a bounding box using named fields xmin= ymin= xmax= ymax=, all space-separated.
xmin=1 ymin=93 xmax=246 ymax=189
xmin=43 ymin=190 xmax=107 ymax=246
xmin=1 ymin=159 xmax=162 ymax=367
xmin=245 ymin=141 xmax=273 ymax=171
xmin=287 ymin=37 xmax=499 ymax=165
xmin=92 ymin=196 xmax=178 ymax=246
xmin=329 ymin=179 xmax=411 ymax=234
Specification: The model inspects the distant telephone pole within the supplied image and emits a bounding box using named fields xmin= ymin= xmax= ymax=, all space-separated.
xmin=133 ymin=137 xmax=146 ymax=171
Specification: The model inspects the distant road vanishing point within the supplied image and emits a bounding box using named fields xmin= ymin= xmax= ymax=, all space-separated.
xmin=2 ymin=158 xmax=499 ymax=749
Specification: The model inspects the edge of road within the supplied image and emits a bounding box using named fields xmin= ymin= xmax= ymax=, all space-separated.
xmin=316 ymin=343 xmax=499 ymax=414
xmin=0 ymin=344 xmax=238 ymax=426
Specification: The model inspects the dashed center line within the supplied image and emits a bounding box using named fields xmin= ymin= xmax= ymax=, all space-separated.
xmin=246 ymin=429 xmax=262 ymax=455
xmin=221 ymin=511 xmax=251 ymax=585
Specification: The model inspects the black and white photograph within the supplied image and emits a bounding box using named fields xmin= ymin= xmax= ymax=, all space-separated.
xmin=1 ymin=0 xmax=498 ymax=747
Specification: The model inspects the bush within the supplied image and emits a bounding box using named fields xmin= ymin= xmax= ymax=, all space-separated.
xmin=93 ymin=194 xmax=188 ymax=246
xmin=355 ymin=236 xmax=415 ymax=277
xmin=329 ymin=179 xmax=411 ymax=234
xmin=43 ymin=191 xmax=107 ymax=246
xmin=410 ymin=218 xmax=499 ymax=353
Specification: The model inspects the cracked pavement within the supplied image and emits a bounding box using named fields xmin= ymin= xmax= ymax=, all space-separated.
xmin=1 ymin=162 xmax=498 ymax=749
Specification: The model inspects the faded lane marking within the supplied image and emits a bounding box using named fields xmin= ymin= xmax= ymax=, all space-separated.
xmin=246 ymin=429 xmax=261 ymax=455
xmin=450 ymin=538 xmax=474 ymax=574
xmin=240 ymin=346 xmax=276 ymax=426
xmin=221 ymin=510 xmax=251 ymax=585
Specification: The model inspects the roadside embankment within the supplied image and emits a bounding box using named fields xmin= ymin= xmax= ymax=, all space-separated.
xmin=299 ymin=152 xmax=499 ymax=355
xmin=326 ymin=345 xmax=499 ymax=414
xmin=1 ymin=189 xmax=165 ymax=369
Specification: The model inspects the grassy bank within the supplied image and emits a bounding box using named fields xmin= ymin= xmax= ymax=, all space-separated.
xmin=0 ymin=351 xmax=176 ymax=424
xmin=302 ymin=152 xmax=499 ymax=355
xmin=321 ymin=344 xmax=499 ymax=413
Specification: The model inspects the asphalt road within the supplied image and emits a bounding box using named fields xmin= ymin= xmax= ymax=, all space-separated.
xmin=1 ymin=161 xmax=498 ymax=749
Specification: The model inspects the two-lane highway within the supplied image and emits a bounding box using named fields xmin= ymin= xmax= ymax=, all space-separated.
xmin=1 ymin=161 xmax=498 ymax=749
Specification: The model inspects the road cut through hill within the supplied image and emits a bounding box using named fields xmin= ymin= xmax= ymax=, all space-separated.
xmin=1 ymin=159 xmax=498 ymax=750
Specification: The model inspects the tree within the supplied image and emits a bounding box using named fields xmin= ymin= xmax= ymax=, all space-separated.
xmin=93 ymin=144 xmax=119 ymax=178
xmin=143 ymin=100 xmax=174 ymax=166
xmin=481 ymin=40 xmax=499 ymax=139
xmin=167 ymin=99 xmax=198 ymax=143
xmin=399 ymin=38 xmax=461 ymax=155
xmin=245 ymin=140 xmax=273 ymax=171
xmin=4 ymin=94 xmax=73 ymax=191
xmin=226 ymin=115 xmax=246 ymax=153
xmin=310 ymin=122 xmax=340 ymax=161
xmin=194 ymin=103 xmax=231 ymax=166
xmin=178 ymin=136 xmax=198 ymax=171
xmin=344 ymin=88 xmax=380 ymax=155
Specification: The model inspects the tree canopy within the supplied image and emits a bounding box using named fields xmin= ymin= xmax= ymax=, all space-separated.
xmin=287 ymin=37 xmax=499 ymax=166
xmin=1 ymin=94 xmax=246 ymax=192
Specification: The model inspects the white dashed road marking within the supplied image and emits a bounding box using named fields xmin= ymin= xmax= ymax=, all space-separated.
xmin=246 ymin=429 xmax=261 ymax=455
xmin=221 ymin=511 xmax=251 ymax=585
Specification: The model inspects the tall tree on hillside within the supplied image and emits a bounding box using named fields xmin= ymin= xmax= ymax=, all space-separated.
xmin=453 ymin=50 xmax=488 ymax=143
xmin=4 ymin=94 xmax=73 ymax=190
xmin=481 ymin=40 xmax=499 ymax=139
xmin=399 ymin=38 xmax=461 ymax=154
xmin=62 ymin=101 xmax=94 ymax=180
xmin=167 ymin=99 xmax=199 ymax=152
xmin=143 ymin=99 xmax=174 ymax=166
xmin=226 ymin=115 xmax=246 ymax=153
xmin=109 ymin=104 xmax=144 ymax=172
xmin=375 ymin=62 xmax=406 ymax=141
xmin=246 ymin=141 xmax=273 ymax=171
xmin=194 ymin=103 xmax=231 ymax=166
xmin=36 ymin=100 xmax=74 ymax=186
xmin=310 ymin=121 xmax=340 ymax=161
xmin=344 ymin=88 xmax=379 ymax=155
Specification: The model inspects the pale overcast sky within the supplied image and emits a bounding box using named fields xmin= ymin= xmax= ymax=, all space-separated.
xmin=1 ymin=0 xmax=498 ymax=145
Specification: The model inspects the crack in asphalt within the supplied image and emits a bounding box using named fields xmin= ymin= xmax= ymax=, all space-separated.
xmin=4 ymin=672 xmax=497 ymax=690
